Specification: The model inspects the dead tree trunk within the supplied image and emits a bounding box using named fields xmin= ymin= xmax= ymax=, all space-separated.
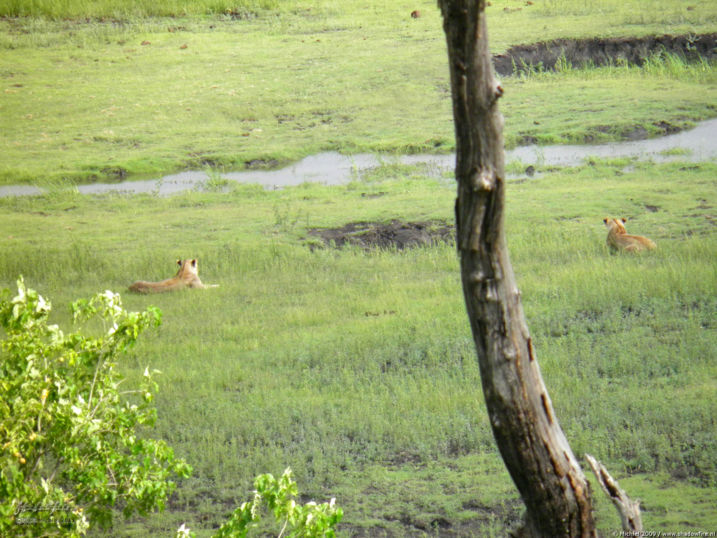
xmin=437 ymin=1 xmax=597 ymax=535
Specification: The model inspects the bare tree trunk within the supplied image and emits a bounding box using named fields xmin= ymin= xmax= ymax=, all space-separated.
xmin=437 ymin=1 xmax=597 ymax=535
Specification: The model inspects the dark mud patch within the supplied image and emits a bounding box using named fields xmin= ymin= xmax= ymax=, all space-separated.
xmin=653 ymin=120 xmax=682 ymax=135
xmin=100 ymin=166 xmax=128 ymax=181
xmin=344 ymin=498 xmax=522 ymax=537
xmin=225 ymin=9 xmax=258 ymax=20
xmin=307 ymin=220 xmax=454 ymax=250
xmin=611 ymin=120 xmax=683 ymax=141
xmin=245 ymin=158 xmax=281 ymax=169
xmin=493 ymin=33 xmax=716 ymax=76
xmin=622 ymin=125 xmax=649 ymax=141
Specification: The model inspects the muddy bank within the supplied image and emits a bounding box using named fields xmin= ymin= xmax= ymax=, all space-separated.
xmin=493 ymin=33 xmax=716 ymax=76
xmin=307 ymin=220 xmax=454 ymax=250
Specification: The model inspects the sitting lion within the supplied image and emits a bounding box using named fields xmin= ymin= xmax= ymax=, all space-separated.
xmin=129 ymin=259 xmax=218 ymax=294
xmin=603 ymin=218 xmax=656 ymax=253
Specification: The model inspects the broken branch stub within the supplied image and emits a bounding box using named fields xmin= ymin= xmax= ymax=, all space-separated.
xmin=586 ymin=454 xmax=643 ymax=532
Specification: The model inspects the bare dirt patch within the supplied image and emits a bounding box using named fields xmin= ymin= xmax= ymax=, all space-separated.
xmin=493 ymin=33 xmax=716 ymax=76
xmin=307 ymin=220 xmax=454 ymax=250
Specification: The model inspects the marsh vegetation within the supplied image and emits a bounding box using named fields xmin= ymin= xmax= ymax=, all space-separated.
xmin=1 ymin=0 xmax=716 ymax=536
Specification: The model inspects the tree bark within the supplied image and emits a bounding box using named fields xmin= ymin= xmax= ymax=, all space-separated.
xmin=437 ymin=1 xmax=597 ymax=535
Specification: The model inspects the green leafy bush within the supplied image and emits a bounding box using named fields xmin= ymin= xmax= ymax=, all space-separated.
xmin=207 ymin=468 xmax=342 ymax=538
xmin=0 ymin=279 xmax=191 ymax=536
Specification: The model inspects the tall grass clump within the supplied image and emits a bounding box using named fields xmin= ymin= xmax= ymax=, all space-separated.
xmin=641 ymin=50 xmax=716 ymax=82
xmin=514 ymin=51 xmax=716 ymax=84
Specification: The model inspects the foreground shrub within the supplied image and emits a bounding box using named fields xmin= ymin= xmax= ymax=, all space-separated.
xmin=0 ymin=279 xmax=191 ymax=536
xmin=209 ymin=467 xmax=342 ymax=538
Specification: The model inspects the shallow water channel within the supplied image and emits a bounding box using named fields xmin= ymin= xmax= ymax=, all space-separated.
xmin=2 ymin=118 xmax=716 ymax=198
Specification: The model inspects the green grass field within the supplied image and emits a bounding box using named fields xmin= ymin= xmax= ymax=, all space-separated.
xmin=1 ymin=0 xmax=716 ymax=185
xmin=1 ymin=158 xmax=715 ymax=536
xmin=1 ymin=0 xmax=716 ymax=536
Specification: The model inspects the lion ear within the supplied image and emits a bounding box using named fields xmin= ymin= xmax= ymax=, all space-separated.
xmin=621 ymin=218 xmax=627 ymax=223
xmin=603 ymin=218 xmax=608 ymax=224
xmin=176 ymin=259 xmax=182 ymax=266
xmin=191 ymin=259 xmax=197 ymax=267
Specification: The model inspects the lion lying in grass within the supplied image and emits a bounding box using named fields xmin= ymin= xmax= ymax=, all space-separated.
xmin=603 ymin=218 xmax=656 ymax=253
xmin=129 ymin=259 xmax=218 ymax=294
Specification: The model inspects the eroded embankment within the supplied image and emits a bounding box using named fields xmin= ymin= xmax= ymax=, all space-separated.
xmin=493 ymin=33 xmax=716 ymax=76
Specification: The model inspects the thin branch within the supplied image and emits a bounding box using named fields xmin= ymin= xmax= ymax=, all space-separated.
xmin=585 ymin=454 xmax=642 ymax=532
xmin=25 ymin=449 xmax=46 ymax=482
xmin=278 ymin=517 xmax=289 ymax=538
xmin=106 ymin=465 xmax=117 ymax=487
xmin=87 ymin=350 xmax=107 ymax=409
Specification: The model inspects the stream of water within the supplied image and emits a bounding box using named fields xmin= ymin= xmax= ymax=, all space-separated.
xmin=2 ymin=118 xmax=715 ymax=198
